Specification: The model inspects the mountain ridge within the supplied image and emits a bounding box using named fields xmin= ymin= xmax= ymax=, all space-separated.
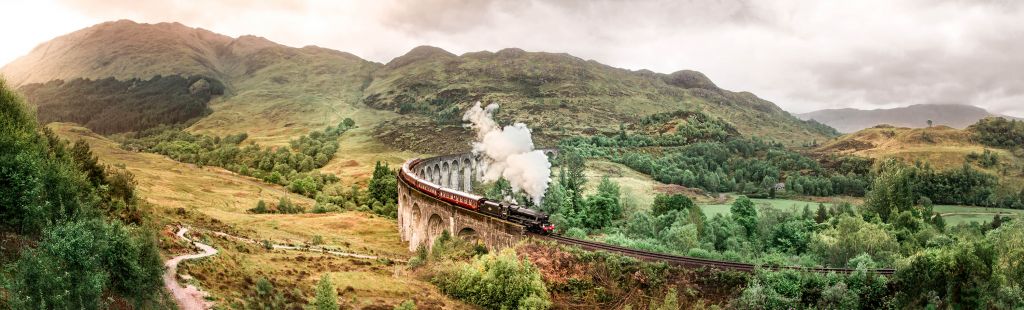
xmin=2 ymin=19 xmax=837 ymax=152
xmin=798 ymin=104 xmax=1018 ymax=133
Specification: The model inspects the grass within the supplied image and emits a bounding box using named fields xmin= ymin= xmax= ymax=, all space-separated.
xmin=50 ymin=123 xmax=459 ymax=308
xmin=581 ymin=160 xmax=720 ymax=208
xmin=699 ymin=197 xmax=839 ymax=218
xmin=934 ymin=205 xmax=1023 ymax=226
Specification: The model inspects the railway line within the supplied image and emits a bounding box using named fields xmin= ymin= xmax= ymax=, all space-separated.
xmin=534 ymin=234 xmax=895 ymax=275
xmin=402 ymin=155 xmax=896 ymax=276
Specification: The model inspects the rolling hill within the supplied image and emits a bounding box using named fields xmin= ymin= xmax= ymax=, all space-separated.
xmin=814 ymin=124 xmax=1024 ymax=174
xmin=2 ymin=19 xmax=837 ymax=162
xmin=798 ymin=104 xmax=1016 ymax=133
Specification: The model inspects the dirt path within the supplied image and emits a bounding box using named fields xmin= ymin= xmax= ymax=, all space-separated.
xmin=164 ymin=227 xmax=217 ymax=310
xmin=208 ymin=230 xmax=401 ymax=262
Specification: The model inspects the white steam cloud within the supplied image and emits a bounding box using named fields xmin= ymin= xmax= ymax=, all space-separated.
xmin=463 ymin=102 xmax=551 ymax=204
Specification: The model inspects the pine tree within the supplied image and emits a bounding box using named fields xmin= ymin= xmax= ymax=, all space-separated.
xmin=314 ymin=274 xmax=338 ymax=310
xmin=815 ymin=203 xmax=828 ymax=224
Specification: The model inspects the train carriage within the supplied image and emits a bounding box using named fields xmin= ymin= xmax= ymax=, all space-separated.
xmin=401 ymin=158 xmax=554 ymax=234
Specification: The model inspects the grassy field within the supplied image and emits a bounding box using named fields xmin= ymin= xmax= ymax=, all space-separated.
xmin=699 ymin=197 xmax=844 ymax=218
xmin=581 ymin=160 xmax=720 ymax=209
xmin=934 ymin=205 xmax=1023 ymax=226
xmin=50 ymin=123 xmax=464 ymax=308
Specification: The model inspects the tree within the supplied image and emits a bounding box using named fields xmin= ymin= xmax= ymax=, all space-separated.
xmin=815 ymin=203 xmax=828 ymax=224
xmin=927 ymin=119 xmax=933 ymax=128
xmin=539 ymin=182 xmax=569 ymax=215
xmin=289 ymin=176 xmax=319 ymax=197
xmin=70 ymin=139 xmax=105 ymax=186
xmin=731 ymin=196 xmax=758 ymax=236
xmin=865 ymin=159 xmax=916 ymax=222
xmin=583 ymin=177 xmax=622 ymax=229
xmin=560 ymin=152 xmax=587 ymax=212
xmin=314 ymin=274 xmax=338 ymax=310
xmin=486 ymin=177 xmax=514 ymax=202
xmin=802 ymin=205 xmax=813 ymax=220
xmin=809 ymin=216 xmax=899 ymax=267
xmin=651 ymin=194 xmax=695 ymax=217
xmin=342 ymin=118 xmax=356 ymax=128
xmin=368 ymin=161 xmax=397 ymax=206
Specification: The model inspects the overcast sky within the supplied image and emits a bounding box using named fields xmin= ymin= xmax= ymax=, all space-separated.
xmin=2 ymin=0 xmax=1022 ymax=116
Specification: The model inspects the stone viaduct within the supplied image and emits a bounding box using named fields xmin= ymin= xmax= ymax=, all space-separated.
xmin=396 ymin=150 xmax=557 ymax=252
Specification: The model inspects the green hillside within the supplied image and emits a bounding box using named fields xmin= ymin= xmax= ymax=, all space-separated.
xmin=2 ymin=20 xmax=837 ymax=166
xmin=365 ymin=46 xmax=837 ymax=153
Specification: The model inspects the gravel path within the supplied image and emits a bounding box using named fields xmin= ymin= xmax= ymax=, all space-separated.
xmin=164 ymin=227 xmax=217 ymax=310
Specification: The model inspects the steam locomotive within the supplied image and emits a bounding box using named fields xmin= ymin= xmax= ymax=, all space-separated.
xmin=400 ymin=159 xmax=555 ymax=234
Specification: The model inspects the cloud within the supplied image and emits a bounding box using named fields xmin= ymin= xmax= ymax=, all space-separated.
xmin=7 ymin=0 xmax=1021 ymax=117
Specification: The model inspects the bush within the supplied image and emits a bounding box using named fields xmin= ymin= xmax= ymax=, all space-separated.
xmin=4 ymin=219 xmax=163 ymax=308
xmin=394 ymin=300 xmax=416 ymax=310
xmin=432 ymin=249 xmax=551 ymax=310
xmin=250 ymin=199 xmax=269 ymax=214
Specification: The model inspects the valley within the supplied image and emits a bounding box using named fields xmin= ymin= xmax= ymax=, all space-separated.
xmin=2 ymin=17 xmax=1024 ymax=310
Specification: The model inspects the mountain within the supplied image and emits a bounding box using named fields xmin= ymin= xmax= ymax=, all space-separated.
xmin=2 ymin=20 xmax=836 ymax=155
xmin=797 ymin=104 xmax=1015 ymax=133
xmin=363 ymin=47 xmax=838 ymax=151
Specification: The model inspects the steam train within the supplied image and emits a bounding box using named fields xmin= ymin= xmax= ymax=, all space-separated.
xmin=400 ymin=159 xmax=555 ymax=234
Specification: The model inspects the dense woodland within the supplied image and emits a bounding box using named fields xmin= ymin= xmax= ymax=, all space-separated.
xmin=504 ymin=148 xmax=1024 ymax=308
xmin=18 ymin=75 xmax=224 ymax=134
xmin=1 ymin=80 xmax=164 ymax=308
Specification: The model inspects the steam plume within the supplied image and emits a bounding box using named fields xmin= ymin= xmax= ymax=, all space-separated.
xmin=463 ymin=102 xmax=551 ymax=204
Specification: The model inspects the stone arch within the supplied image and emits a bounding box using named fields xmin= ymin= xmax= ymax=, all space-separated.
xmin=457 ymin=227 xmax=478 ymax=241
xmin=450 ymin=160 xmax=460 ymax=189
xmin=434 ymin=164 xmax=441 ymax=183
xmin=427 ymin=214 xmax=445 ymax=247
xmin=425 ymin=166 xmax=433 ymax=182
xmin=441 ymin=162 xmax=450 ymax=188
xmin=411 ymin=203 xmax=422 ymax=229
xmin=462 ymin=158 xmax=473 ymax=192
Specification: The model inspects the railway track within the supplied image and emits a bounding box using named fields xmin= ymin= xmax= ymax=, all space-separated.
xmin=534 ymin=234 xmax=896 ymax=276
xmin=403 ymin=154 xmax=895 ymax=276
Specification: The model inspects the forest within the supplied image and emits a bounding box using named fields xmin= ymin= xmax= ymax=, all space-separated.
xmin=18 ymin=75 xmax=224 ymax=134
xmin=509 ymin=149 xmax=1024 ymax=308
xmin=1 ymin=80 xmax=165 ymax=308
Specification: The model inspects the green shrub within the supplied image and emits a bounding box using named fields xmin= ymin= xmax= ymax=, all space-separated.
xmin=394 ymin=300 xmax=416 ymax=310
xmin=432 ymin=248 xmax=551 ymax=310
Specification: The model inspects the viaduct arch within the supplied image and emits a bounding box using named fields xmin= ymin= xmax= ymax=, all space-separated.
xmin=396 ymin=150 xmax=558 ymax=252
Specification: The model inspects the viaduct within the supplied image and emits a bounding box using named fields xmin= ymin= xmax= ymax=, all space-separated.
xmin=396 ymin=150 xmax=557 ymax=252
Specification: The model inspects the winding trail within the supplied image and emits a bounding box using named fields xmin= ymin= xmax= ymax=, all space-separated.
xmin=208 ymin=231 xmax=400 ymax=262
xmin=161 ymin=227 xmax=402 ymax=309
xmin=164 ymin=227 xmax=217 ymax=310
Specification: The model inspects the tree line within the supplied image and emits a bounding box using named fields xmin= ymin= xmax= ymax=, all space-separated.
xmin=18 ymin=75 xmax=224 ymax=134
xmin=120 ymin=119 xmax=353 ymax=197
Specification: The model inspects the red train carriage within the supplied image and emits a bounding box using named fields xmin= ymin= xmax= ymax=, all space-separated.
xmin=401 ymin=159 xmax=554 ymax=234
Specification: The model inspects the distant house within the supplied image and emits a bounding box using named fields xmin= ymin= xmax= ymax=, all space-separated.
xmin=772 ymin=182 xmax=786 ymax=192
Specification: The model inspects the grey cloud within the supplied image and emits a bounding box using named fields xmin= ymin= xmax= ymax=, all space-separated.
xmin=39 ymin=0 xmax=1024 ymax=117
xmin=801 ymin=14 xmax=1024 ymax=116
